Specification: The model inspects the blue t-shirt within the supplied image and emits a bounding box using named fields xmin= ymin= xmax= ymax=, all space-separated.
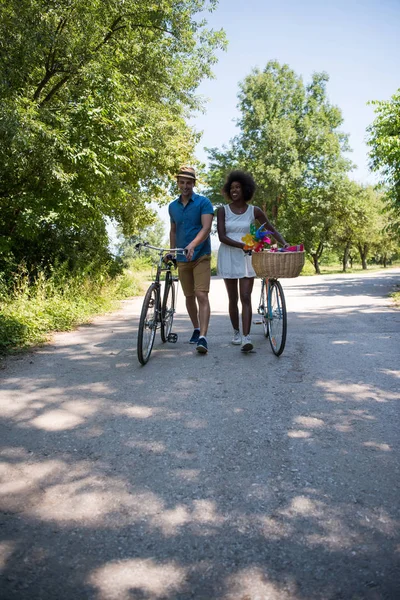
xmin=169 ymin=193 xmax=214 ymax=262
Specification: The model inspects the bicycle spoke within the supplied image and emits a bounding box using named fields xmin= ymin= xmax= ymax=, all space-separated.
xmin=137 ymin=284 xmax=158 ymax=365
xmin=161 ymin=272 xmax=176 ymax=342
xmin=268 ymin=280 xmax=287 ymax=356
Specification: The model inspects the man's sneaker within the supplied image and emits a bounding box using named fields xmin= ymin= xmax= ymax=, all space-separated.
xmin=189 ymin=329 xmax=200 ymax=344
xmin=196 ymin=337 xmax=208 ymax=354
xmin=241 ymin=335 xmax=253 ymax=352
xmin=232 ymin=330 xmax=241 ymax=345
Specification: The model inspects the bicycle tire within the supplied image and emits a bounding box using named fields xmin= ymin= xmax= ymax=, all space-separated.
xmin=137 ymin=284 xmax=159 ymax=365
xmin=261 ymin=279 xmax=269 ymax=338
xmin=160 ymin=271 xmax=176 ymax=342
xmin=267 ymin=280 xmax=287 ymax=356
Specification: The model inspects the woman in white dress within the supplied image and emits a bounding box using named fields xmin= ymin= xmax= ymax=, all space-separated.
xmin=217 ymin=171 xmax=288 ymax=352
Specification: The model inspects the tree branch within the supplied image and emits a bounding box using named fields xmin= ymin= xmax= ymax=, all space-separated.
xmin=39 ymin=75 xmax=71 ymax=107
xmin=37 ymin=15 xmax=177 ymax=107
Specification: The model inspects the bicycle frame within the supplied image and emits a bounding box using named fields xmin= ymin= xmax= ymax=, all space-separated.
xmin=135 ymin=242 xmax=185 ymax=364
xmin=136 ymin=240 xmax=185 ymax=285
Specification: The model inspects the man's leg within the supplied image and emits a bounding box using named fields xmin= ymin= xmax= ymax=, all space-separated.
xmin=178 ymin=262 xmax=200 ymax=341
xmin=195 ymin=291 xmax=210 ymax=337
xmin=185 ymin=295 xmax=199 ymax=329
xmin=193 ymin=255 xmax=211 ymax=338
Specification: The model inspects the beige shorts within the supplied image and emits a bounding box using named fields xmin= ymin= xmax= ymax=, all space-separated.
xmin=178 ymin=254 xmax=211 ymax=297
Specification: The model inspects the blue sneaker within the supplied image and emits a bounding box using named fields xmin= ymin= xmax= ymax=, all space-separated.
xmin=196 ymin=337 xmax=208 ymax=354
xmin=189 ymin=329 xmax=200 ymax=344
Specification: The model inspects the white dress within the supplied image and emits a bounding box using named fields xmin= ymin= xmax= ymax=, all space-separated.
xmin=217 ymin=204 xmax=256 ymax=278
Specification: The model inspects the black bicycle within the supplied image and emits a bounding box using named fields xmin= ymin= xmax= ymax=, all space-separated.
xmin=135 ymin=242 xmax=185 ymax=365
xmin=256 ymin=277 xmax=287 ymax=356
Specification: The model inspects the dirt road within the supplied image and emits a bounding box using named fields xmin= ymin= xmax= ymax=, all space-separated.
xmin=1 ymin=269 xmax=399 ymax=599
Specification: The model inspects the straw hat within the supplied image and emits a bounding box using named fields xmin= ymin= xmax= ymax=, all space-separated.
xmin=175 ymin=166 xmax=196 ymax=181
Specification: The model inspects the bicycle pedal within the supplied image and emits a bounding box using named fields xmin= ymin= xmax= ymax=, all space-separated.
xmin=167 ymin=333 xmax=178 ymax=343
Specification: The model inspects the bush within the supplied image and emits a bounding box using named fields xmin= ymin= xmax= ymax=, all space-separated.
xmin=0 ymin=264 xmax=145 ymax=355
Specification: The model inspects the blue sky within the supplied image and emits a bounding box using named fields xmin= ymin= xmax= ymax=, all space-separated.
xmin=192 ymin=0 xmax=400 ymax=184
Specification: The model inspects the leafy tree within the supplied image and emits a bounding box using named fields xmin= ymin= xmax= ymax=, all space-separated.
xmin=0 ymin=0 xmax=226 ymax=280
xmin=116 ymin=216 xmax=166 ymax=263
xmin=371 ymin=213 xmax=399 ymax=267
xmin=367 ymin=89 xmax=400 ymax=233
xmin=283 ymin=175 xmax=349 ymax=273
xmin=331 ymin=183 xmax=385 ymax=271
xmin=206 ymin=61 xmax=352 ymax=272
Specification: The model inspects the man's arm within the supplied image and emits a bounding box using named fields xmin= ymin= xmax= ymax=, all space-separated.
xmin=169 ymin=221 xmax=177 ymax=250
xmin=185 ymin=213 xmax=213 ymax=261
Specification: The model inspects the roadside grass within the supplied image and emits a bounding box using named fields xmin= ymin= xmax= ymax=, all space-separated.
xmin=0 ymin=265 xmax=148 ymax=356
xmin=301 ymin=259 xmax=400 ymax=276
xmin=390 ymin=289 xmax=400 ymax=306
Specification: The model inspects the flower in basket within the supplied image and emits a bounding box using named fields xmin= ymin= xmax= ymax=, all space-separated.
xmin=242 ymin=224 xmax=273 ymax=252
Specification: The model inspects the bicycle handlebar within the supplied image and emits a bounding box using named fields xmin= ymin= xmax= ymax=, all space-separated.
xmin=135 ymin=241 xmax=187 ymax=256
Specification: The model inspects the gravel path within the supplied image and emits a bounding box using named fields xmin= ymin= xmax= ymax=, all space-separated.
xmin=1 ymin=269 xmax=399 ymax=600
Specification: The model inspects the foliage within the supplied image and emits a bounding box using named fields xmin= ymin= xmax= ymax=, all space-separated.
xmin=390 ymin=290 xmax=400 ymax=307
xmin=116 ymin=215 xmax=166 ymax=265
xmin=0 ymin=262 xmax=145 ymax=355
xmin=207 ymin=62 xmax=350 ymax=210
xmin=0 ymin=0 xmax=226 ymax=280
xmin=367 ymin=89 xmax=400 ymax=232
xmin=205 ymin=61 xmax=352 ymax=273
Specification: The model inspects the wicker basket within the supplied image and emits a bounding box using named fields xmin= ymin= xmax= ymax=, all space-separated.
xmin=252 ymin=251 xmax=305 ymax=278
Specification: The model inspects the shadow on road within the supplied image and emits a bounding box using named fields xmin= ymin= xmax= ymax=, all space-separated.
xmin=0 ymin=280 xmax=399 ymax=599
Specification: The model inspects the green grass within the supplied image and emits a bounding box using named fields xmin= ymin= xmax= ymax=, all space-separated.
xmin=301 ymin=260 xmax=400 ymax=276
xmin=390 ymin=290 xmax=400 ymax=306
xmin=0 ymin=267 xmax=147 ymax=356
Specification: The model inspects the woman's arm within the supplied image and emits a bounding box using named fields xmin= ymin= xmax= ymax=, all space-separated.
xmin=217 ymin=206 xmax=245 ymax=249
xmin=254 ymin=207 xmax=288 ymax=247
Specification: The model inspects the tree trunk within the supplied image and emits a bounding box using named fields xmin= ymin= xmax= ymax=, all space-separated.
xmin=358 ymin=243 xmax=368 ymax=270
xmin=311 ymin=253 xmax=321 ymax=274
xmin=383 ymin=253 xmax=387 ymax=268
xmin=342 ymin=242 xmax=351 ymax=272
xmin=271 ymin=195 xmax=281 ymax=222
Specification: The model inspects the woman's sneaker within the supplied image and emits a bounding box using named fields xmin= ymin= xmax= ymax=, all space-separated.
xmin=232 ymin=330 xmax=241 ymax=345
xmin=241 ymin=335 xmax=253 ymax=352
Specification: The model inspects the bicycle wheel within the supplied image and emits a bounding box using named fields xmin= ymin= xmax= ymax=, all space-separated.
xmin=160 ymin=271 xmax=176 ymax=342
xmin=260 ymin=279 xmax=269 ymax=338
xmin=267 ymin=280 xmax=287 ymax=356
xmin=137 ymin=284 xmax=159 ymax=365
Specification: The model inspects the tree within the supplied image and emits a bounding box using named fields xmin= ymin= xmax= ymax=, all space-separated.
xmin=330 ymin=183 xmax=385 ymax=271
xmin=0 ymin=0 xmax=226 ymax=279
xmin=367 ymin=89 xmax=400 ymax=233
xmin=206 ymin=61 xmax=352 ymax=273
xmin=116 ymin=216 xmax=166 ymax=263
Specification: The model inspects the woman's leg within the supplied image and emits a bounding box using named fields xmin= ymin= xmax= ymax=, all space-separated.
xmin=224 ymin=279 xmax=239 ymax=331
xmin=239 ymin=277 xmax=254 ymax=336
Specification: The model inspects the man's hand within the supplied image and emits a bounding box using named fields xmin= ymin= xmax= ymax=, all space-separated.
xmin=185 ymin=243 xmax=196 ymax=261
xmin=163 ymin=253 xmax=175 ymax=264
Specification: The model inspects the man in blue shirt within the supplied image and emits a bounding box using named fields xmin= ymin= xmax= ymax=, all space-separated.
xmin=168 ymin=166 xmax=214 ymax=354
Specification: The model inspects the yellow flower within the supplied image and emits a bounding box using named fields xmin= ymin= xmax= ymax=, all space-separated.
xmin=241 ymin=233 xmax=255 ymax=247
